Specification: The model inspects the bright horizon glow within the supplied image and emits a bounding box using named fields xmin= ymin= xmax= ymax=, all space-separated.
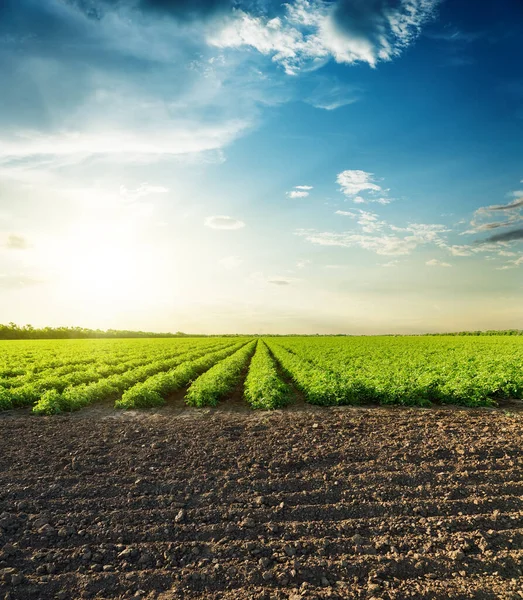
xmin=0 ymin=0 xmax=522 ymax=334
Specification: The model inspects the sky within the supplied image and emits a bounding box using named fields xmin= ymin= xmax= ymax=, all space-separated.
xmin=0 ymin=0 xmax=522 ymax=334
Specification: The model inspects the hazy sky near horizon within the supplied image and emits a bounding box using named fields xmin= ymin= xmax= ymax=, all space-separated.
xmin=0 ymin=0 xmax=522 ymax=334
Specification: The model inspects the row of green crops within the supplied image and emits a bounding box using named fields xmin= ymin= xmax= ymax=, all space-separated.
xmin=185 ymin=340 xmax=257 ymax=407
xmin=30 ymin=340 xmax=238 ymax=414
xmin=0 ymin=338 xmax=202 ymax=379
xmin=116 ymin=340 xmax=250 ymax=409
xmin=1 ymin=344 xmax=178 ymax=390
xmin=265 ymin=336 xmax=523 ymax=407
xmin=243 ymin=341 xmax=292 ymax=409
xmin=266 ymin=341 xmax=355 ymax=406
xmin=1 ymin=340 xmax=229 ymax=412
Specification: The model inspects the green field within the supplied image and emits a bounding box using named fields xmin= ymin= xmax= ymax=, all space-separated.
xmin=0 ymin=336 xmax=522 ymax=414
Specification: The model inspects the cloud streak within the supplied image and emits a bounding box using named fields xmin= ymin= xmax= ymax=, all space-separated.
xmin=205 ymin=215 xmax=246 ymax=230
xmin=5 ymin=234 xmax=30 ymax=250
xmin=478 ymin=228 xmax=523 ymax=244
xmin=467 ymin=193 xmax=523 ymax=235
xmin=426 ymin=258 xmax=452 ymax=267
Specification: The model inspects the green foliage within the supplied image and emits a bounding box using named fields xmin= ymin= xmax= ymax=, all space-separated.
xmin=0 ymin=322 xmax=189 ymax=339
xmin=32 ymin=389 xmax=66 ymax=415
xmin=244 ymin=341 xmax=292 ymax=409
xmin=116 ymin=342 xmax=248 ymax=409
xmin=29 ymin=339 xmax=234 ymax=414
xmin=185 ymin=341 xmax=257 ymax=407
xmin=0 ymin=388 xmax=12 ymax=411
xmin=1 ymin=335 xmax=521 ymax=413
xmin=266 ymin=336 xmax=523 ymax=407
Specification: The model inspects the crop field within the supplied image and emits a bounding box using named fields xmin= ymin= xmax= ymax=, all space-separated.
xmin=0 ymin=336 xmax=522 ymax=414
xmin=1 ymin=336 xmax=523 ymax=599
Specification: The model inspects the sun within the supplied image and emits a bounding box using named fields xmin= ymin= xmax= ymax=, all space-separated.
xmin=46 ymin=223 xmax=162 ymax=313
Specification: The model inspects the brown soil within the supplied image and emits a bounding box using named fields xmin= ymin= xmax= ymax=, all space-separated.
xmin=1 ymin=407 xmax=522 ymax=599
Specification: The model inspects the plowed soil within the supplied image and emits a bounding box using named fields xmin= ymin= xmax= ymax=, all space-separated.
xmin=1 ymin=406 xmax=523 ymax=599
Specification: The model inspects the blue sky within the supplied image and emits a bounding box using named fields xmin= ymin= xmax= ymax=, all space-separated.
xmin=0 ymin=0 xmax=522 ymax=333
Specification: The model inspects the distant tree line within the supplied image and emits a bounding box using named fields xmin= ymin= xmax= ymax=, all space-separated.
xmin=0 ymin=323 xmax=190 ymax=340
xmin=0 ymin=323 xmax=521 ymax=339
xmin=424 ymin=330 xmax=522 ymax=336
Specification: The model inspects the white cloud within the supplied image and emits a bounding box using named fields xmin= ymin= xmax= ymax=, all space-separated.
xmin=335 ymin=210 xmax=358 ymax=217
xmin=426 ymin=259 xmax=452 ymax=267
xmin=219 ymin=255 xmax=243 ymax=269
xmin=287 ymin=190 xmax=310 ymax=198
xmin=296 ymin=230 xmax=418 ymax=255
xmin=0 ymin=273 xmax=44 ymax=288
xmin=0 ymin=122 xmax=249 ymax=163
xmin=298 ymin=213 xmax=450 ymax=257
xmin=296 ymin=259 xmax=312 ymax=268
xmin=446 ymin=244 xmax=473 ymax=257
xmin=295 ymin=185 xmax=313 ymax=190
xmin=466 ymin=190 xmax=523 ymax=234
xmin=120 ymin=183 xmax=169 ymax=200
xmin=205 ymin=215 xmax=246 ymax=230
xmin=357 ymin=210 xmax=385 ymax=233
xmin=496 ymin=255 xmax=523 ymax=270
xmin=337 ymin=169 xmax=382 ymax=196
xmin=209 ymin=0 xmax=438 ymax=74
xmin=5 ymin=234 xmax=30 ymax=250
xmin=381 ymin=260 xmax=399 ymax=268
xmin=305 ymin=78 xmax=361 ymax=110
xmin=336 ymin=208 xmax=385 ymax=232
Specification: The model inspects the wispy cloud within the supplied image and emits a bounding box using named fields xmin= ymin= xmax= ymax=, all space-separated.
xmin=0 ymin=274 xmax=44 ymax=288
xmin=466 ymin=192 xmax=523 ymax=235
xmin=496 ymin=256 xmax=523 ymax=270
xmin=300 ymin=211 xmax=449 ymax=257
xmin=0 ymin=123 xmax=249 ymax=163
xmin=296 ymin=229 xmax=419 ymax=256
xmin=337 ymin=170 xmax=382 ymax=196
xmin=296 ymin=259 xmax=312 ymax=268
xmin=119 ymin=183 xmax=169 ymax=201
xmin=205 ymin=215 xmax=245 ymax=230
xmin=5 ymin=234 xmax=30 ymax=250
xmin=381 ymin=260 xmax=399 ymax=268
xmin=287 ymin=184 xmax=312 ymax=198
xmin=336 ymin=169 xmax=391 ymax=204
xmin=478 ymin=228 xmax=523 ymax=244
xmin=305 ymin=77 xmax=362 ymax=110
xmin=426 ymin=258 xmax=452 ymax=267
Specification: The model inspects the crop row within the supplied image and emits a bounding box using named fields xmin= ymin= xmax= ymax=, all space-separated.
xmin=0 ymin=338 xmax=200 ymax=378
xmin=185 ymin=340 xmax=257 ymax=407
xmin=267 ymin=336 xmax=523 ymax=406
xmin=116 ymin=340 xmax=251 ymax=409
xmin=0 ymin=344 xmax=174 ymax=390
xmin=1 ymin=340 xmax=228 ymax=412
xmin=31 ymin=340 xmax=238 ymax=414
xmin=243 ymin=340 xmax=292 ymax=409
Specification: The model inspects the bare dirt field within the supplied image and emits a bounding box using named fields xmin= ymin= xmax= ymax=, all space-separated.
xmin=1 ymin=405 xmax=522 ymax=599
